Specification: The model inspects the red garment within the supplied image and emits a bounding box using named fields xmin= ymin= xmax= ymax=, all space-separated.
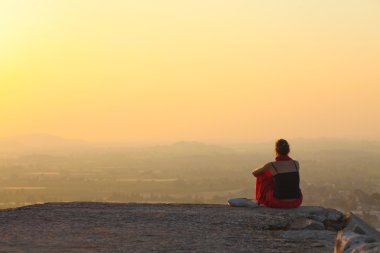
xmin=275 ymin=155 xmax=292 ymax=161
xmin=255 ymin=164 xmax=302 ymax=208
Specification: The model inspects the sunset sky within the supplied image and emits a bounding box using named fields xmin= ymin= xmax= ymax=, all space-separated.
xmin=1 ymin=0 xmax=379 ymax=143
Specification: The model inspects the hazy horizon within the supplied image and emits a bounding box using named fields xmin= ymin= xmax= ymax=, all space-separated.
xmin=2 ymin=132 xmax=380 ymax=147
xmin=1 ymin=133 xmax=380 ymax=155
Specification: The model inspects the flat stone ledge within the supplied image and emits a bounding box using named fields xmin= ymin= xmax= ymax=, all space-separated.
xmin=0 ymin=202 xmax=345 ymax=253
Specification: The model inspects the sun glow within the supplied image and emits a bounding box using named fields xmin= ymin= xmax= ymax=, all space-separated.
xmin=1 ymin=0 xmax=379 ymax=143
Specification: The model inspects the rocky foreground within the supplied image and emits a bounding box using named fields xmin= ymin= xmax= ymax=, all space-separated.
xmin=0 ymin=202 xmax=350 ymax=253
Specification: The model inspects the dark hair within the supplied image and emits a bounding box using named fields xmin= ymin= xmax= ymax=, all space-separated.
xmin=275 ymin=139 xmax=290 ymax=155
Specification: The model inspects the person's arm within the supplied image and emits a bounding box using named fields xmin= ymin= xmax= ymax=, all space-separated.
xmin=252 ymin=163 xmax=269 ymax=177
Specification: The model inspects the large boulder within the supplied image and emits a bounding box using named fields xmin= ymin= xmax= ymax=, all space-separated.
xmin=334 ymin=213 xmax=380 ymax=253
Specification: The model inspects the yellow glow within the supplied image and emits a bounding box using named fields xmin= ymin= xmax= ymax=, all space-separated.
xmin=1 ymin=0 xmax=380 ymax=143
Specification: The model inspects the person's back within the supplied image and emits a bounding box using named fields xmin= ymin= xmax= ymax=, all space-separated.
xmin=270 ymin=160 xmax=301 ymax=200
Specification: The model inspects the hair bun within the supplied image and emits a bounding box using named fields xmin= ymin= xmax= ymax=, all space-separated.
xmin=275 ymin=139 xmax=290 ymax=155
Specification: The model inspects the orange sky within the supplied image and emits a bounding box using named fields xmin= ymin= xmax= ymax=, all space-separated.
xmin=1 ymin=1 xmax=379 ymax=143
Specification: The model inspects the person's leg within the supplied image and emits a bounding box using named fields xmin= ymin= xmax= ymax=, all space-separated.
xmin=255 ymin=171 xmax=275 ymax=205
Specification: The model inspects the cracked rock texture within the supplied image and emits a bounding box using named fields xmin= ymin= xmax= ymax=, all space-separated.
xmin=0 ymin=202 xmax=344 ymax=253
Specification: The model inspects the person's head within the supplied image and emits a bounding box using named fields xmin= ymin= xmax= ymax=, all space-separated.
xmin=275 ymin=139 xmax=290 ymax=156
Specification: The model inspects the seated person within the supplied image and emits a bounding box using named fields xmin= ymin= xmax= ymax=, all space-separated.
xmin=252 ymin=139 xmax=303 ymax=208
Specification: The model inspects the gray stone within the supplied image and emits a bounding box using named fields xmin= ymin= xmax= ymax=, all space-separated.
xmin=285 ymin=206 xmax=338 ymax=223
xmin=254 ymin=206 xmax=340 ymax=223
xmin=282 ymin=230 xmax=337 ymax=248
xmin=335 ymin=230 xmax=380 ymax=253
xmin=354 ymin=243 xmax=380 ymax=253
xmin=334 ymin=214 xmax=380 ymax=253
xmin=309 ymin=214 xmax=328 ymax=223
xmin=227 ymin=198 xmax=259 ymax=208
xmin=344 ymin=213 xmax=380 ymax=242
xmin=326 ymin=208 xmax=343 ymax=221
xmin=310 ymin=242 xmax=326 ymax=248
xmin=282 ymin=230 xmax=337 ymax=240
xmin=289 ymin=217 xmax=325 ymax=230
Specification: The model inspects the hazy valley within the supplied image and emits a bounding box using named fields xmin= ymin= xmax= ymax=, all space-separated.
xmin=0 ymin=136 xmax=379 ymax=229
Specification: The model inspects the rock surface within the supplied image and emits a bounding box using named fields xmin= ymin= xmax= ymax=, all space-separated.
xmin=0 ymin=202 xmax=344 ymax=253
xmin=334 ymin=213 xmax=380 ymax=253
xmin=335 ymin=230 xmax=380 ymax=253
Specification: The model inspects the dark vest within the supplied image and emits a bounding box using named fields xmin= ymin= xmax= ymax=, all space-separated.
xmin=271 ymin=161 xmax=301 ymax=199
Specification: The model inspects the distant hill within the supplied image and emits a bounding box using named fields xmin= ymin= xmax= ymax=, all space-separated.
xmin=0 ymin=135 xmax=236 ymax=156
xmin=1 ymin=135 xmax=379 ymax=156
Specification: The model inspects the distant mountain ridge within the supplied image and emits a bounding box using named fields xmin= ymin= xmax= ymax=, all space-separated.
xmin=1 ymin=134 xmax=380 ymax=155
xmin=0 ymin=135 xmax=235 ymax=155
